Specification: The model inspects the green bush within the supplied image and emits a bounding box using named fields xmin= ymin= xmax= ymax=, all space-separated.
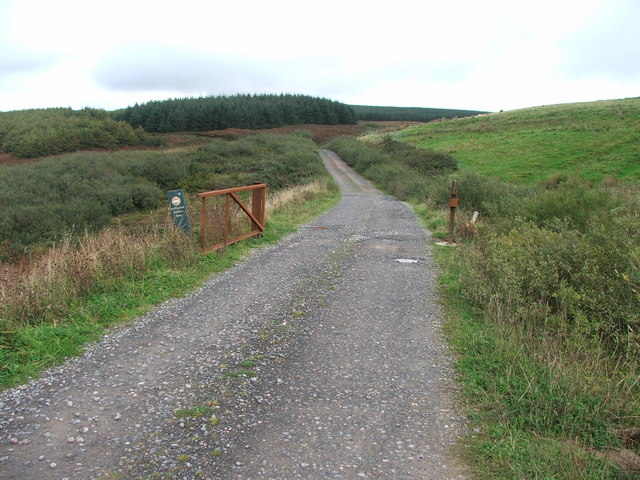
xmin=430 ymin=166 xmax=640 ymax=476
xmin=0 ymin=152 xmax=178 ymax=254
xmin=521 ymin=178 xmax=618 ymax=232
xmin=381 ymin=136 xmax=458 ymax=174
xmin=449 ymin=170 xmax=529 ymax=217
xmin=458 ymin=214 xmax=640 ymax=360
xmin=0 ymin=108 xmax=144 ymax=158
xmin=181 ymin=133 xmax=324 ymax=192
xmin=326 ymin=136 xmax=389 ymax=172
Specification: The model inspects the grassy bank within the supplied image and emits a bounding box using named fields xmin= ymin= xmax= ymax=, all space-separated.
xmin=434 ymin=235 xmax=638 ymax=479
xmin=0 ymin=178 xmax=339 ymax=389
xmin=399 ymin=97 xmax=640 ymax=184
xmin=328 ymin=129 xmax=640 ymax=478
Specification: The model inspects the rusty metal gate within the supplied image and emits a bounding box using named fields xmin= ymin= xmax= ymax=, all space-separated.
xmin=196 ymin=183 xmax=266 ymax=253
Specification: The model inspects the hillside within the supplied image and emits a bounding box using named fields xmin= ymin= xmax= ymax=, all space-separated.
xmin=350 ymin=104 xmax=485 ymax=122
xmin=0 ymin=95 xmax=357 ymax=159
xmin=0 ymin=108 xmax=145 ymax=158
xmin=398 ymin=97 xmax=640 ymax=184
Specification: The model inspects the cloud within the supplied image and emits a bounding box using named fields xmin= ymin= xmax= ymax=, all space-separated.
xmin=94 ymin=45 xmax=331 ymax=96
xmin=0 ymin=36 xmax=57 ymax=77
xmin=93 ymin=44 xmax=372 ymax=103
xmin=561 ymin=0 xmax=640 ymax=81
xmin=0 ymin=51 xmax=52 ymax=76
xmin=0 ymin=5 xmax=59 ymax=81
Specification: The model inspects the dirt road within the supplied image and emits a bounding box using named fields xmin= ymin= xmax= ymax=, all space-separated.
xmin=0 ymin=150 xmax=466 ymax=479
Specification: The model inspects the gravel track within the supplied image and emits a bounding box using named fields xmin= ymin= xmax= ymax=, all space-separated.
xmin=0 ymin=150 xmax=466 ymax=479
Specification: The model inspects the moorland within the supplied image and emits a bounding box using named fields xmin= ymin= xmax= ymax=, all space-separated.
xmin=1 ymin=94 xmax=638 ymax=479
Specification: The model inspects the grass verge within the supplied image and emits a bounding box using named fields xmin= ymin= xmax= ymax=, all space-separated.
xmin=420 ymin=212 xmax=639 ymax=479
xmin=0 ymin=177 xmax=339 ymax=389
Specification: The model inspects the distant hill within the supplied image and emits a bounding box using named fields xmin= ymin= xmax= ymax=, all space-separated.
xmin=350 ymin=104 xmax=486 ymax=122
xmin=0 ymin=95 xmax=357 ymax=158
xmin=398 ymin=97 xmax=640 ymax=184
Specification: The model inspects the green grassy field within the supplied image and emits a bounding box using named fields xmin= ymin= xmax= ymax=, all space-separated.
xmin=399 ymin=97 xmax=640 ymax=184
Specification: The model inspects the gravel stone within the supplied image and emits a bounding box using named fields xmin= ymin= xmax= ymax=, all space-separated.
xmin=0 ymin=150 xmax=467 ymax=479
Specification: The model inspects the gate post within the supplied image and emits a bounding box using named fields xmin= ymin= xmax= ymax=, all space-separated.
xmin=200 ymin=196 xmax=207 ymax=251
xmin=252 ymin=183 xmax=266 ymax=230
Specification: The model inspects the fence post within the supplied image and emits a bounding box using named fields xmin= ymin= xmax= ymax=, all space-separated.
xmin=447 ymin=180 xmax=458 ymax=244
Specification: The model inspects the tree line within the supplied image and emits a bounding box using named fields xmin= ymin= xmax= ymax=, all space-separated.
xmin=350 ymin=104 xmax=486 ymax=122
xmin=112 ymin=94 xmax=357 ymax=133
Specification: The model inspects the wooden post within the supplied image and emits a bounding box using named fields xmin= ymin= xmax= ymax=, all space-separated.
xmin=199 ymin=197 xmax=207 ymax=251
xmin=252 ymin=183 xmax=266 ymax=230
xmin=447 ymin=180 xmax=458 ymax=244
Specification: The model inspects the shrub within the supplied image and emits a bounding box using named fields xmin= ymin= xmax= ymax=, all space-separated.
xmin=326 ymin=136 xmax=389 ymax=172
xmin=381 ymin=137 xmax=458 ymax=174
xmin=451 ymin=170 xmax=529 ymax=219
xmin=181 ymin=133 xmax=324 ymax=192
xmin=520 ymin=178 xmax=618 ymax=232
xmin=0 ymin=108 xmax=144 ymax=158
xmin=0 ymin=152 xmax=177 ymax=254
xmin=458 ymin=216 xmax=640 ymax=360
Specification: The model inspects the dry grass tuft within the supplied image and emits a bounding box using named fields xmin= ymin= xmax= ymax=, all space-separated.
xmin=0 ymin=225 xmax=198 ymax=332
xmin=266 ymin=180 xmax=328 ymax=212
xmin=0 ymin=180 xmax=330 ymax=334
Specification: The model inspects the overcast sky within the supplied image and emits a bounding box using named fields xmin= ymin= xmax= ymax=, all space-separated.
xmin=1 ymin=0 xmax=639 ymax=113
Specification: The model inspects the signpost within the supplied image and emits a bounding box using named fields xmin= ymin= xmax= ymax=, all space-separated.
xmin=167 ymin=189 xmax=190 ymax=231
xmin=447 ymin=180 xmax=458 ymax=244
